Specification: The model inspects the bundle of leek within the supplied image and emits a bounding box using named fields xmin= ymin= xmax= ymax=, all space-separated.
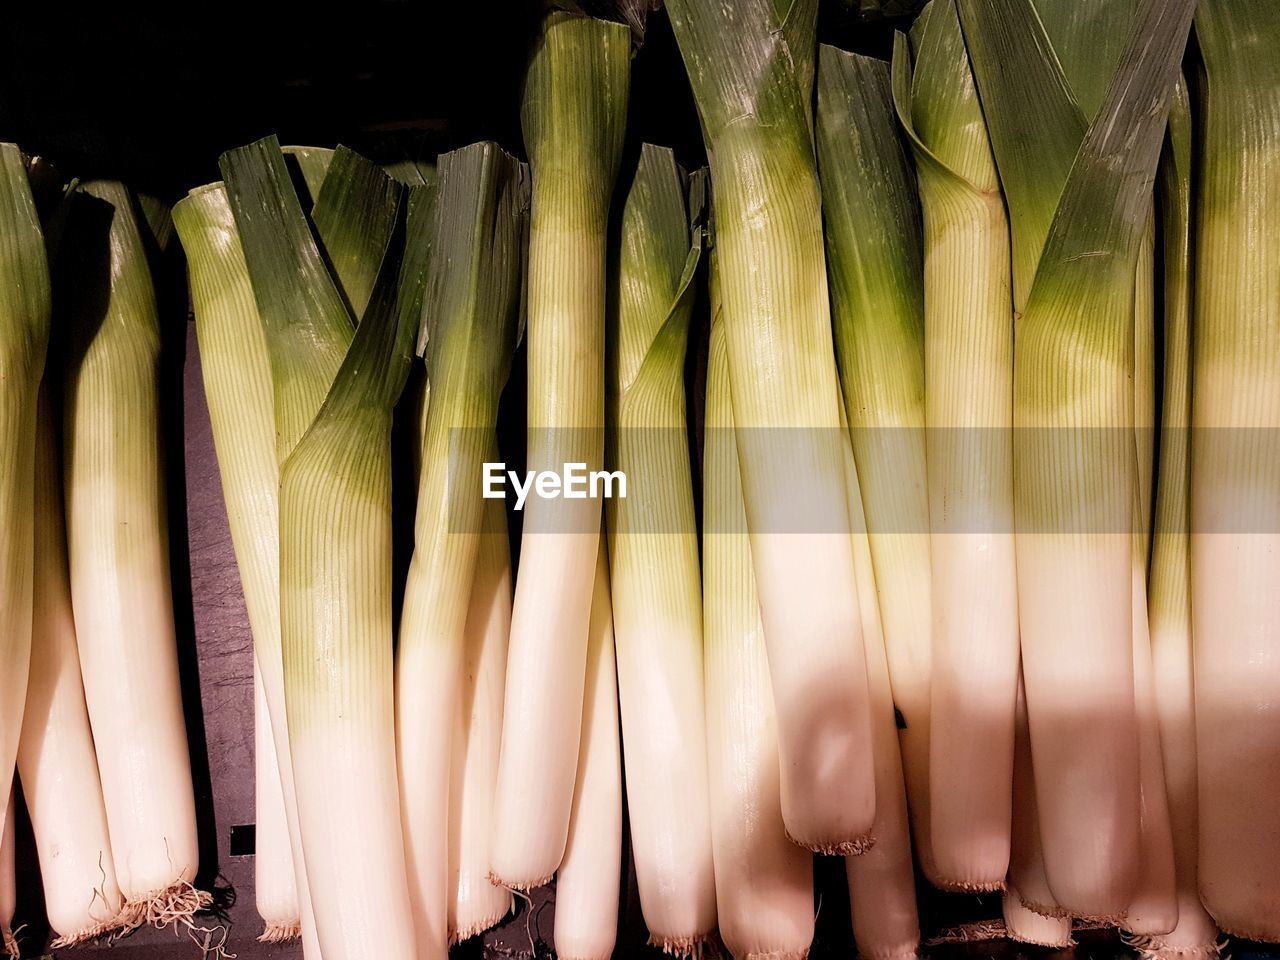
xmin=890 ymin=0 xmax=1016 ymax=892
xmin=704 ymin=249 xmax=815 ymax=960
xmin=59 ymin=179 xmax=203 ymax=927
xmin=221 ymin=135 xmax=423 ymax=958
xmin=490 ymin=10 xmax=631 ymax=888
xmin=1147 ymin=76 xmax=1221 ymax=960
xmin=0 ymin=143 xmax=51 ymax=859
xmin=956 ymin=0 xmax=1195 ymax=919
xmin=817 ymin=40 xmax=931 ymax=871
xmin=396 ymin=141 xmax=526 ymax=960
xmin=554 ymin=538 xmax=623 ymax=960
xmin=607 ymin=145 xmax=715 ymax=952
xmin=669 ymin=0 xmax=878 ymax=854
xmin=17 ymin=390 xmax=124 ymax=945
xmin=1190 ymin=0 xmax=1280 ymax=940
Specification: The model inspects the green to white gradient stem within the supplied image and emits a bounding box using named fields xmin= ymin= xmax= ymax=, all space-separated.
xmin=60 ymin=180 xmax=199 ymax=907
xmin=449 ymin=499 xmax=515 ymax=943
xmin=606 ymin=146 xmax=715 ymax=949
xmin=396 ymin=142 xmax=525 ymax=960
xmin=703 ymin=260 xmax=814 ymax=960
xmin=1191 ymin=0 xmax=1280 ymax=939
xmin=1147 ymin=76 xmax=1221 ymax=960
xmin=669 ymin=0 xmax=877 ymax=853
xmin=173 ymin=182 xmax=316 ymax=955
xmin=18 ymin=390 xmax=124 ymax=944
xmin=491 ymin=11 xmax=630 ymax=888
xmin=816 ymin=46 xmax=931 ymax=869
xmin=554 ymin=538 xmax=623 ymax=960
xmin=892 ymin=1 xmax=1017 ymax=891
xmin=841 ymin=413 xmax=921 ymax=960
xmin=0 ymin=143 xmax=50 ymax=846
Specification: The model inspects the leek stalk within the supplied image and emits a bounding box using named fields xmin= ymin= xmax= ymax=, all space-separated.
xmin=704 ymin=255 xmax=815 ymax=960
xmin=0 ymin=143 xmax=51 ymax=851
xmin=1148 ymin=76 xmax=1221 ymax=960
xmin=1007 ymin=675 xmax=1066 ymax=926
xmin=1191 ymin=0 xmax=1280 ymax=939
xmin=554 ymin=539 xmax=623 ymax=960
xmin=891 ymin=0 xmax=1017 ymax=891
xmin=670 ymin=0 xmax=878 ymax=853
xmin=491 ymin=11 xmax=631 ymax=886
xmin=16 ymin=391 xmax=124 ymax=944
xmin=817 ymin=45 xmax=932 ymax=870
xmin=607 ymin=145 xmax=715 ymax=950
xmin=1002 ymin=888 xmax=1071 ymax=949
xmin=396 ymin=141 xmax=525 ymax=960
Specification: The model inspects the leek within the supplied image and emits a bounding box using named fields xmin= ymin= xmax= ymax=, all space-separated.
xmin=670 ymin=0 xmax=878 ymax=853
xmin=221 ymin=136 xmax=421 ymax=957
xmin=817 ymin=45 xmax=931 ymax=868
xmin=491 ymin=10 xmax=631 ymax=887
xmin=1 ymin=793 xmax=14 ymax=959
xmin=173 ymin=180 xmax=315 ymax=953
xmin=1191 ymin=0 xmax=1280 ymax=939
xmin=956 ymin=0 xmax=1195 ymax=918
xmin=607 ymin=145 xmax=715 ymax=950
xmin=0 ymin=143 xmax=51 ymax=851
xmin=891 ymin=0 xmax=1016 ymax=892
xmin=1148 ymin=76 xmax=1221 ymax=960
xmin=704 ymin=254 xmax=814 ymax=960
xmin=16 ymin=391 xmax=124 ymax=945
xmin=396 ymin=140 xmax=526 ymax=960
xmin=554 ymin=538 xmax=623 ymax=960
xmin=1002 ymin=888 xmax=1071 ymax=949
xmin=841 ymin=419 xmax=921 ymax=960
xmin=60 ymin=179 xmax=202 ymax=923
xmin=449 ymin=499 xmax=515 ymax=942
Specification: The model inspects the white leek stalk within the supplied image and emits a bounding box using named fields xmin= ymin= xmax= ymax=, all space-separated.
xmin=1191 ymin=0 xmax=1280 ymax=939
xmin=1002 ymin=889 xmax=1071 ymax=949
xmin=670 ymin=0 xmax=878 ymax=853
xmin=17 ymin=392 xmax=123 ymax=944
xmin=704 ymin=259 xmax=814 ymax=960
xmin=173 ymin=181 xmax=314 ymax=953
xmin=1 ymin=793 xmax=15 ymax=959
xmin=450 ymin=499 xmax=515 ymax=942
xmin=491 ymin=11 xmax=631 ymax=886
xmin=397 ymin=141 xmax=526 ymax=960
xmin=842 ymin=423 xmax=920 ymax=960
xmin=554 ymin=540 xmax=623 ymax=960
xmin=1007 ymin=676 xmax=1066 ymax=926
xmin=221 ymin=135 xmax=424 ymax=958
xmin=816 ymin=46 xmax=932 ymax=869
xmin=1147 ymin=76 xmax=1221 ymax=960
xmin=891 ymin=0 xmax=1016 ymax=891
xmin=0 ymin=143 xmax=51 ymax=851
xmin=607 ymin=146 xmax=715 ymax=951
xmin=61 ymin=179 xmax=202 ymax=922
xmin=955 ymin=0 xmax=1195 ymax=918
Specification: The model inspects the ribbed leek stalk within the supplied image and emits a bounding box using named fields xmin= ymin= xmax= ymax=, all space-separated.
xmin=17 ymin=391 xmax=124 ymax=944
xmin=955 ymin=0 xmax=1195 ymax=918
xmin=1147 ymin=77 xmax=1221 ymax=960
xmin=60 ymin=179 xmax=201 ymax=921
xmin=704 ymin=256 xmax=814 ymax=960
xmin=554 ymin=539 xmax=622 ymax=960
xmin=396 ymin=141 xmax=526 ymax=960
xmin=670 ymin=0 xmax=877 ymax=853
xmin=449 ymin=499 xmax=515 ymax=942
xmin=606 ymin=145 xmax=714 ymax=950
xmin=841 ymin=419 xmax=920 ymax=960
xmin=1 ymin=793 xmax=14 ymax=959
xmin=1191 ymin=0 xmax=1280 ymax=939
xmin=0 ymin=144 xmax=51 ymax=850
xmin=491 ymin=11 xmax=631 ymax=886
xmin=221 ymin=136 xmax=421 ymax=957
xmin=173 ymin=181 xmax=315 ymax=954
xmin=816 ymin=46 xmax=931 ymax=869
xmin=891 ymin=0 xmax=1016 ymax=891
